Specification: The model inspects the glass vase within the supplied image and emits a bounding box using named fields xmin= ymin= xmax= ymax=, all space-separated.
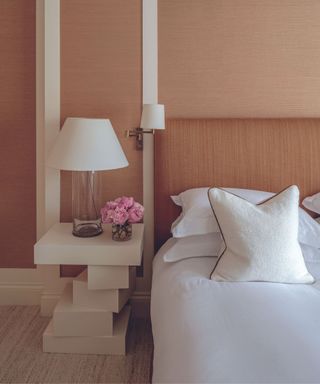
xmin=112 ymin=223 xmax=132 ymax=241
xmin=72 ymin=171 xmax=102 ymax=237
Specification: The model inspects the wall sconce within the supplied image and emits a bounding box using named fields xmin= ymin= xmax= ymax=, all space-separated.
xmin=126 ymin=104 xmax=165 ymax=149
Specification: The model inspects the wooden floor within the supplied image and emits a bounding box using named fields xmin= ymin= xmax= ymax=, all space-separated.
xmin=0 ymin=306 xmax=153 ymax=384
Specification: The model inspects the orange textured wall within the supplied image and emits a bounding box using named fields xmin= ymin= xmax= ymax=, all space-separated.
xmin=159 ymin=0 xmax=320 ymax=118
xmin=60 ymin=0 xmax=142 ymax=221
xmin=60 ymin=0 xmax=142 ymax=276
xmin=0 ymin=1 xmax=36 ymax=268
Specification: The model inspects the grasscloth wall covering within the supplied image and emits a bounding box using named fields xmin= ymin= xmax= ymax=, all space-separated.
xmin=0 ymin=1 xmax=36 ymax=268
xmin=159 ymin=0 xmax=320 ymax=118
xmin=60 ymin=0 xmax=142 ymax=276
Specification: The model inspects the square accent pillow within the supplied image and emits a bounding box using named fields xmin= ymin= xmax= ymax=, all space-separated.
xmin=208 ymin=185 xmax=314 ymax=284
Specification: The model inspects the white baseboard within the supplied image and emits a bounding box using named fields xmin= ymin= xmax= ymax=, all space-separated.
xmin=40 ymin=292 xmax=61 ymax=316
xmin=0 ymin=267 xmax=42 ymax=305
xmin=0 ymin=282 xmax=43 ymax=305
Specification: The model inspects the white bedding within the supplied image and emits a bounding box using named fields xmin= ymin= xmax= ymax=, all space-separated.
xmin=151 ymin=238 xmax=320 ymax=383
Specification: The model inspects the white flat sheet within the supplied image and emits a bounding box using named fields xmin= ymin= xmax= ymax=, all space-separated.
xmin=151 ymin=238 xmax=320 ymax=383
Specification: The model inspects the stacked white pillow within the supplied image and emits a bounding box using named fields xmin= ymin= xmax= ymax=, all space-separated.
xmin=171 ymin=187 xmax=320 ymax=248
xmin=165 ymin=187 xmax=320 ymax=263
xmin=163 ymin=232 xmax=223 ymax=262
xmin=303 ymin=192 xmax=320 ymax=214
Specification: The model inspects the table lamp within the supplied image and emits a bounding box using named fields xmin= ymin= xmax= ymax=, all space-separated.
xmin=47 ymin=117 xmax=128 ymax=237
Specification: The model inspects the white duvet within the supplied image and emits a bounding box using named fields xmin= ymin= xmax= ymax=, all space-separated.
xmin=151 ymin=239 xmax=320 ymax=384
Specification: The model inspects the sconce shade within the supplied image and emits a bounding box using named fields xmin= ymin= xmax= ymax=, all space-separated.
xmin=140 ymin=104 xmax=165 ymax=130
xmin=47 ymin=118 xmax=129 ymax=171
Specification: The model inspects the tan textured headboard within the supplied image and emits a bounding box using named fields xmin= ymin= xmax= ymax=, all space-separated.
xmin=154 ymin=119 xmax=320 ymax=250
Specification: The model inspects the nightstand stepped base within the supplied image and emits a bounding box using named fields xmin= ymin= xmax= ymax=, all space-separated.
xmin=43 ymin=305 xmax=131 ymax=355
xmin=73 ymin=268 xmax=134 ymax=312
xmin=53 ymin=284 xmax=114 ymax=336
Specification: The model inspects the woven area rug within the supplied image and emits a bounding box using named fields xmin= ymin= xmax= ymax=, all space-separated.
xmin=0 ymin=306 xmax=153 ymax=384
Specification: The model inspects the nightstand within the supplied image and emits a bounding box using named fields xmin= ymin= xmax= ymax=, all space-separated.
xmin=34 ymin=223 xmax=144 ymax=355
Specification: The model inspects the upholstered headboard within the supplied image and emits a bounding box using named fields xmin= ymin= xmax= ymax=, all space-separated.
xmin=154 ymin=119 xmax=320 ymax=250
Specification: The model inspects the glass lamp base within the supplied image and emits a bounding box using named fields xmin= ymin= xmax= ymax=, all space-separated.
xmin=72 ymin=219 xmax=103 ymax=238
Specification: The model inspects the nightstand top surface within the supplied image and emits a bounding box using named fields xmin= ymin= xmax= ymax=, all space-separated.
xmin=34 ymin=223 xmax=144 ymax=266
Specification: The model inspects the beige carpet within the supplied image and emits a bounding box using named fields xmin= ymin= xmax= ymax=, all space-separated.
xmin=0 ymin=306 xmax=153 ymax=384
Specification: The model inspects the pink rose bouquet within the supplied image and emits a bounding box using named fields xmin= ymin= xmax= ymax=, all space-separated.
xmin=100 ymin=196 xmax=144 ymax=225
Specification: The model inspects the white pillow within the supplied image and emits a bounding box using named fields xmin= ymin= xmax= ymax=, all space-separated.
xmin=163 ymin=232 xmax=222 ymax=262
xmin=302 ymin=192 xmax=320 ymax=214
xmin=300 ymin=244 xmax=320 ymax=263
xmin=208 ymin=186 xmax=314 ymax=284
xmin=171 ymin=187 xmax=320 ymax=248
xmin=161 ymin=234 xmax=319 ymax=264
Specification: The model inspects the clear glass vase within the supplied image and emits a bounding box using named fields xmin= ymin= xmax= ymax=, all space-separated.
xmin=72 ymin=171 xmax=102 ymax=237
xmin=112 ymin=223 xmax=132 ymax=241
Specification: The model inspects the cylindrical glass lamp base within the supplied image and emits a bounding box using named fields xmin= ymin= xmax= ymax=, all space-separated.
xmin=72 ymin=218 xmax=103 ymax=238
xmin=72 ymin=171 xmax=102 ymax=238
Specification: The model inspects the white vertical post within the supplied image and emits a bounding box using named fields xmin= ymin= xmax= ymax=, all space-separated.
xmin=36 ymin=0 xmax=64 ymax=316
xmin=138 ymin=0 xmax=158 ymax=291
xmin=36 ymin=0 xmax=60 ymax=240
xmin=44 ymin=0 xmax=61 ymax=231
xmin=36 ymin=0 xmax=45 ymax=239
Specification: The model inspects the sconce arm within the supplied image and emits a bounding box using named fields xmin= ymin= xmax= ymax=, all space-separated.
xmin=125 ymin=128 xmax=155 ymax=150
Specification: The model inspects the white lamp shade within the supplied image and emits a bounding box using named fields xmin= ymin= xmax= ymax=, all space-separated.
xmin=47 ymin=118 xmax=129 ymax=171
xmin=140 ymin=104 xmax=165 ymax=130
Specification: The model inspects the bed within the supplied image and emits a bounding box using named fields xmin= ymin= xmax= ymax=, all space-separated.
xmin=151 ymin=240 xmax=320 ymax=383
xmin=151 ymin=119 xmax=320 ymax=383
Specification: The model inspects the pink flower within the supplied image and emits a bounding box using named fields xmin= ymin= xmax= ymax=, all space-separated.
xmin=115 ymin=196 xmax=134 ymax=210
xmin=100 ymin=207 xmax=114 ymax=223
xmin=113 ymin=206 xmax=129 ymax=225
xmin=128 ymin=202 xmax=144 ymax=223
xmin=105 ymin=201 xmax=118 ymax=210
xmin=101 ymin=197 xmax=144 ymax=225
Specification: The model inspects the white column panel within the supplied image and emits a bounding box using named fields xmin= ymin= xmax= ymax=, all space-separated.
xmin=137 ymin=0 xmax=158 ymax=292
